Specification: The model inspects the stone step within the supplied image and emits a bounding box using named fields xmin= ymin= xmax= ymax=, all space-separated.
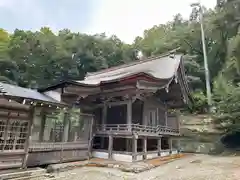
xmin=0 ymin=168 xmax=47 ymax=180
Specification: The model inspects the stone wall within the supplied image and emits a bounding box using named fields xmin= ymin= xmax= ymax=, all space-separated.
xmin=179 ymin=114 xmax=222 ymax=154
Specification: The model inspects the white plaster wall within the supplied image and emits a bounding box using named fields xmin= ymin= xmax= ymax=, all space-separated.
xmin=92 ymin=151 xmax=109 ymax=159
xmin=137 ymin=155 xmax=143 ymax=161
xmin=112 ymin=154 xmax=132 ymax=162
xmin=146 ymin=153 xmax=158 ymax=159
xmin=161 ymin=150 xmax=170 ymax=156
xmin=92 ymin=151 xmax=133 ymax=162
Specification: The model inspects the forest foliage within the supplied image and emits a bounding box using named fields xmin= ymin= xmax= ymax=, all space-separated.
xmin=0 ymin=0 xmax=240 ymax=131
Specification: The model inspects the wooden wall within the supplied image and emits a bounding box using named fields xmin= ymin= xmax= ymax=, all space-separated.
xmin=142 ymin=97 xmax=167 ymax=126
xmin=132 ymin=100 xmax=143 ymax=124
xmin=26 ymin=108 xmax=92 ymax=167
xmin=107 ymin=105 xmax=127 ymax=124
xmin=27 ymin=142 xmax=89 ymax=166
xmin=141 ymin=97 xmax=179 ymax=128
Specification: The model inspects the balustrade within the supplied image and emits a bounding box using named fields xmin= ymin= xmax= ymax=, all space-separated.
xmin=95 ymin=124 xmax=179 ymax=135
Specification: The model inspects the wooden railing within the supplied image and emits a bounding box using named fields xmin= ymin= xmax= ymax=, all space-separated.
xmin=29 ymin=141 xmax=88 ymax=152
xmin=95 ymin=124 xmax=179 ymax=135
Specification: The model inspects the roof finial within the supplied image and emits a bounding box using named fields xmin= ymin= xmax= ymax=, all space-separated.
xmin=135 ymin=50 xmax=144 ymax=60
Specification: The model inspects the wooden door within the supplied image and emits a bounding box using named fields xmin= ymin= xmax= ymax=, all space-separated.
xmin=107 ymin=105 xmax=127 ymax=124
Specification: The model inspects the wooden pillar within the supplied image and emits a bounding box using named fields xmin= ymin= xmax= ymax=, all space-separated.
xmin=2 ymin=114 xmax=10 ymax=150
xmin=22 ymin=107 xmax=35 ymax=169
xmin=177 ymin=139 xmax=181 ymax=153
xmin=126 ymin=99 xmax=132 ymax=151
xmin=132 ymin=135 xmax=137 ymax=161
xmin=143 ymin=137 xmax=147 ymax=160
xmin=169 ymin=137 xmax=172 ymax=154
xmin=108 ymin=135 xmax=113 ymax=159
xmin=164 ymin=103 xmax=168 ymax=127
xmin=127 ymin=99 xmax=132 ymax=131
xmin=158 ymin=137 xmax=162 ymax=156
xmin=63 ymin=112 xmax=69 ymax=142
xmin=165 ymin=111 xmax=168 ymax=127
xmin=101 ymin=104 xmax=107 ymax=149
xmin=88 ymin=116 xmax=94 ymax=159
xmin=126 ymin=139 xmax=131 ymax=152
xmin=102 ymin=103 xmax=107 ymax=125
xmin=39 ymin=112 xmax=46 ymax=141
xmin=177 ymin=114 xmax=180 ymax=134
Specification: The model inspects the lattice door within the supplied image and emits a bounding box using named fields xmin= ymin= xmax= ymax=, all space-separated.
xmin=0 ymin=119 xmax=29 ymax=151
xmin=0 ymin=119 xmax=7 ymax=151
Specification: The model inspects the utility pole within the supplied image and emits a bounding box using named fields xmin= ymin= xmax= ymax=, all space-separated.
xmin=191 ymin=2 xmax=212 ymax=111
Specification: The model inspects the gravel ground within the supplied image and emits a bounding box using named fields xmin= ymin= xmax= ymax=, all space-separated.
xmin=53 ymin=154 xmax=240 ymax=180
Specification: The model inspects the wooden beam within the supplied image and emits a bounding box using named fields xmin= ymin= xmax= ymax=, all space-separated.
xmin=136 ymin=80 xmax=169 ymax=91
xmin=0 ymin=114 xmax=29 ymax=120
xmin=64 ymin=85 xmax=100 ymax=94
xmin=64 ymin=85 xmax=136 ymax=96
xmin=101 ymin=85 xmax=136 ymax=92
xmin=107 ymin=100 xmax=129 ymax=107
xmin=95 ymin=88 xmax=137 ymax=100
xmin=95 ymin=134 xmax=134 ymax=139
xmin=94 ymin=98 xmax=137 ymax=108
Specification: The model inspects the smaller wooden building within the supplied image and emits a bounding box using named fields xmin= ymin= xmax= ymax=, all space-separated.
xmin=0 ymin=82 xmax=93 ymax=169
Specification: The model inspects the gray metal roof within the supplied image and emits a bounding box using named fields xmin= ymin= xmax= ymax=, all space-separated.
xmin=76 ymin=54 xmax=182 ymax=85
xmin=0 ymin=82 xmax=62 ymax=104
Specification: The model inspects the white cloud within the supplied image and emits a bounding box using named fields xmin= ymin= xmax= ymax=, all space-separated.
xmin=88 ymin=0 xmax=216 ymax=43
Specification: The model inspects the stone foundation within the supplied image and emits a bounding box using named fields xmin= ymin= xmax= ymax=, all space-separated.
xmin=92 ymin=149 xmax=177 ymax=162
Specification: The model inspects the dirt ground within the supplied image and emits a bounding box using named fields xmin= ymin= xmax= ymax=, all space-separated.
xmin=53 ymin=154 xmax=240 ymax=180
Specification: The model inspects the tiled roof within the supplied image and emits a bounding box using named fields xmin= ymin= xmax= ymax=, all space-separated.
xmin=0 ymin=82 xmax=62 ymax=104
xmin=76 ymin=54 xmax=182 ymax=85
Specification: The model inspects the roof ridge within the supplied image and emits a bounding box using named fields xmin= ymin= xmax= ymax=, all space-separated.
xmin=86 ymin=48 xmax=180 ymax=78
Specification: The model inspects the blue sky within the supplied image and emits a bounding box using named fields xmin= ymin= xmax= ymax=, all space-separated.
xmin=0 ymin=0 xmax=216 ymax=43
